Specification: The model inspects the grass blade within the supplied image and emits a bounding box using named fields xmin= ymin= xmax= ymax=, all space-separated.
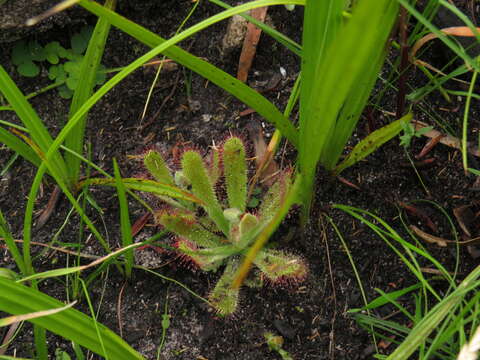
xmin=0 ymin=66 xmax=68 ymax=183
xmin=64 ymin=0 xmax=115 ymax=183
xmin=298 ymin=0 xmax=398 ymax=213
xmin=0 ymin=127 xmax=42 ymax=169
xmin=113 ymin=159 xmax=133 ymax=278
xmin=0 ymin=302 xmax=76 ymax=327
xmin=300 ymin=0 xmax=343 ymax=119
xmin=0 ymin=277 xmax=143 ymax=359
xmin=333 ymin=113 xmax=412 ymax=175
xmin=0 ymin=210 xmax=26 ymax=275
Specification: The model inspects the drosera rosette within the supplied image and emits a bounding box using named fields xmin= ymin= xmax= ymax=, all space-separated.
xmin=141 ymin=135 xmax=307 ymax=316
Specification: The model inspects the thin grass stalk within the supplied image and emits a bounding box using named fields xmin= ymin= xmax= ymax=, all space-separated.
xmin=327 ymin=215 xmax=379 ymax=353
xmin=141 ymin=0 xmax=200 ymax=121
xmin=113 ymin=160 xmax=133 ymax=278
xmin=462 ymin=71 xmax=478 ymax=171
xmin=0 ymin=211 xmax=26 ymax=275
xmin=80 ymin=279 xmax=108 ymax=358
xmin=408 ymin=0 xmax=440 ymax=47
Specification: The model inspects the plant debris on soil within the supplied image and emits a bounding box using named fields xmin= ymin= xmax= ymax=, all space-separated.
xmin=1 ymin=1 xmax=480 ymax=359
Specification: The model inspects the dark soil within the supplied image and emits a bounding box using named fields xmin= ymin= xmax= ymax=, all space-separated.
xmin=1 ymin=1 xmax=480 ymax=359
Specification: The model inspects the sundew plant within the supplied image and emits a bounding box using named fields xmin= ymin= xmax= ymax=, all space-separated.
xmin=147 ymin=137 xmax=307 ymax=315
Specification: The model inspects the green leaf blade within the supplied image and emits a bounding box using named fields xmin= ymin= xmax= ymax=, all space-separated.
xmin=298 ymin=0 xmax=399 ymax=213
xmin=334 ymin=113 xmax=412 ymax=175
xmin=113 ymin=159 xmax=133 ymax=278
xmin=0 ymin=277 xmax=143 ymax=359
xmin=65 ymin=6 xmax=114 ymax=183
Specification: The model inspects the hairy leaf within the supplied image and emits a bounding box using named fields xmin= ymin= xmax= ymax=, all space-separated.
xmin=82 ymin=177 xmax=202 ymax=204
xmin=207 ymin=146 xmax=221 ymax=185
xmin=175 ymin=239 xmax=229 ymax=271
xmin=208 ymin=260 xmax=240 ymax=316
xmin=182 ymin=151 xmax=229 ymax=235
xmin=254 ymin=249 xmax=307 ymax=283
xmin=144 ymin=150 xmax=174 ymax=185
xmin=258 ymin=170 xmax=291 ymax=224
xmin=223 ymin=137 xmax=247 ymax=212
xmin=156 ymin=210 xmax=222 ymax=248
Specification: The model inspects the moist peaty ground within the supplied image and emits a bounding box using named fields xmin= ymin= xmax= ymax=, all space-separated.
xmin=1 ymin=1 xmax=479 ymax=359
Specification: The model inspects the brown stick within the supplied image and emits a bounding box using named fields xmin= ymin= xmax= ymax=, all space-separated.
xmin=237 ymin=7 xmax=268 ymax=82
xmin=36 ymin=186 xmax=62 ymax=229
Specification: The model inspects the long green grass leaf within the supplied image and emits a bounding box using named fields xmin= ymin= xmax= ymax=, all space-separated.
xmin=349 ymin=282 xmax=423 ymax=313
xmin=0 ymin=127 xmax=42 ymax=169
xmin=0 ymin=302 xmax=76 ymax=327
xmin=0 ymin=277 xmax=143 ymax=359
xmin=0 ymin=66 xmax=68 ymax=183
xmin=0 ymin=210 xmax=26 ymax=275
xmin=298 ymin=0 xmax=398 ymax=213
xmin=300 ymin=0 xmax=343 ymax=118
xmin=64 ymin=0 xmax=115 ymax=183
xmin=113 ymin=159 xmax=133 ymax=278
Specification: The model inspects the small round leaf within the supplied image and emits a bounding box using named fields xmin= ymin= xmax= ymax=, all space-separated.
xmin=66 ymin=77 xmax=78 ymax=90
xmin=58 ymin=85 xmax=73 ymax=99
xmin=18 ymin=61 xmax=40 ymax=77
